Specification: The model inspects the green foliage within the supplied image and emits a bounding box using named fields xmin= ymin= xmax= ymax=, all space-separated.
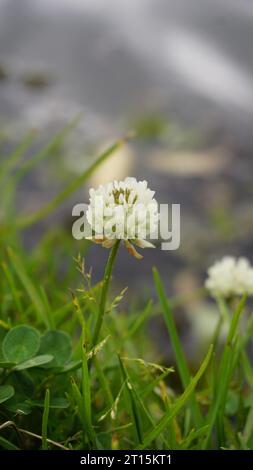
xmin=3 ymin=325 xmax=41 ymax=363
xmin=0 ymin=124 xmax=253 ymax=450
xmin=15 ymin=355 xmax=53 ymax=371
xmin=39 ymin=331 xmax=72 ymax=367
xmin=153 ymin=267 xmax=203 ymax=428
xmin=42 ymin=389 xmax=50 ymax=450
xmin=0 ymin=385 xmax=15 ymax=404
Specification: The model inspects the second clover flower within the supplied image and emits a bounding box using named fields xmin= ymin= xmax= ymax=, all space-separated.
xmin=86 ymin=177 xmax=159 ymax=259
xmin=205 ymin=256 xmax=253 ymax=298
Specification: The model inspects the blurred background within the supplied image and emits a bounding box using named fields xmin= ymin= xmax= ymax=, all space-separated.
xmin=1 ymin=0 xmax=253 ymax=356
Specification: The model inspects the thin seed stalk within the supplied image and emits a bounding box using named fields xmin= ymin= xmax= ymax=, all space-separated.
xmin=92 ymin=240 xmax=120 ymax=346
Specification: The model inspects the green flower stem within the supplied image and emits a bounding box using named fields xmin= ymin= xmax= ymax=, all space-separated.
xmin=92 ymin=240 xmax=121 ymax=347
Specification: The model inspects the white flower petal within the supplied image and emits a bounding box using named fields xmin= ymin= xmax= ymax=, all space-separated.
xmin=124 ymin=241 xmax=143 ymax=260
xmin=85 ymin=177 xmax=158 ymax=255
xmin=205 ymin=256 xmax=253 ymax=298
xmin=133 ymin=239 xmax=156 ymax=249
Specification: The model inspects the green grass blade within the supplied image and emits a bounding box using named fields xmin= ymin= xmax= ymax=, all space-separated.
xmin=203 ymin=295 xmax=246 ymax=449
xmin=179 ymin=425 xmax=210 ymax=450
xmin=2 ymin=261 xmax=23 ymax=314
xmin=71 ymin=377 xmax=96 ymax=449
xmin=72 ymin=295 xmax=97 ymax=449
xmin=153 ymin=267 xmax=203 ymax=427
xmin=242 ymin=394 xmax=253 ymax=446
xmin=54 ymin=301 xmax=74 ymax=326
xmin=17 ymin=136 xmax=131 ymax=228
xmin=81 ymin=343 xmax=92 ymax=432
xmin=71 ymin=377 xmax=85 ymax=422
xmin=40 ymin=286 xmax=55 ymax=329
xmin=240 ymin=349 xmax=253 ymax=388
xmin=123 ymin=300 xmax=153 ymax=341
xmin=0 ymin=435 xmax=20 ymax=450
xmin=94 ymin=356 xmax=114 ymax=409
xmin=7 ymin=247 xmax=49 ymax=328
xmin=15 ymin=116 xmax=80 ymax=180
xmin=139 ymin=369 xmax=173 ymax=399
xmin=118 ymin=356 xmax=143 ymax=445
xmin=242 ymin=312 xmax=253 ymax=348
xmin=138 ymin=345 xmax=213 ymax=449
xmin=42 ymin=388 xmax=50 ymax=450
xmin=133 ymin=380 xmax=171 ymax=448
xmin=0 ymin=131 xmax=35 ymax=184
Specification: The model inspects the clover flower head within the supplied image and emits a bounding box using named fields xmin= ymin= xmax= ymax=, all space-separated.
xmin=205 ymin=256 xmax=253 ymax=298
xmin=86 ymin=177 xmax=159 ymax=259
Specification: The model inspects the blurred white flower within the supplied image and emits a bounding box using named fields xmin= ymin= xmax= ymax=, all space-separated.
xmin=205 ymin=256 xmax=253 ymax=298
xmin=86 ymin=177 xmax=159 ymax=259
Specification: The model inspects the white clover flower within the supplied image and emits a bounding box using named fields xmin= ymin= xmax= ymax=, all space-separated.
xmin=205 ymin=256 xmax=253 ymax=298
xmin=86 ymin=177 xmax=159 ymax=259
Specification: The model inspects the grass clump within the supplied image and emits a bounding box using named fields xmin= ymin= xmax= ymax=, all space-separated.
xmin=0 ymin=124 xmax=253 ymax=450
